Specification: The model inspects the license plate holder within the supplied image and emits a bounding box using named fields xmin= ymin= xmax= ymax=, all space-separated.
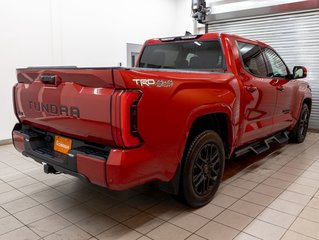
xmin=54 ymin=135 xmax=72 ymax=155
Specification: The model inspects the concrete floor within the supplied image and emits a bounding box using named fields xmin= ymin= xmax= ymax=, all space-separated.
xmin=0 ymin=133 xmax=319 ymax=240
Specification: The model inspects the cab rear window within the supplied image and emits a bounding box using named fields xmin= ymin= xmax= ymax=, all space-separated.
xmin=138 ymin=40 xmax=225 ymax=70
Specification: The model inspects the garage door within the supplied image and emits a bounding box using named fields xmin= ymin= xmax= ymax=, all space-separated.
xmin=207 ymin=10 xmax=319 ymax=130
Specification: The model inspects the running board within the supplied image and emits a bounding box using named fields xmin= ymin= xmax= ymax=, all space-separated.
xmin=234 ymin=131 xmax=289 ymax=158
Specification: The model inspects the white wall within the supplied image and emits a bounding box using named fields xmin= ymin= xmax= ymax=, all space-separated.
xmin=51 ymin=0 xmax=181 ymax=67
xmin=175 ymin=0 xmax=195 ymax=34
xmin=0 ymin=0 xmax=54 ymax=141
xmin=0 ymin=0 xmax=190 ymax=141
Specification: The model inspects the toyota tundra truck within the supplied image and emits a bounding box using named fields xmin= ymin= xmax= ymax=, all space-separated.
xmin=12 ymin=33 xmax=312 ymax=207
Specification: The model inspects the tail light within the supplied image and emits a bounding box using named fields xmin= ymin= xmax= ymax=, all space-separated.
xmin=12 ymin=84 xmax=20 ymax=121
xmin=111 ymin=90 xmax=143 ymax=148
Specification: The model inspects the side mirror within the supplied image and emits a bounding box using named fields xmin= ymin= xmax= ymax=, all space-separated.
xmin=293 ymin=66 xmax=307 ymax=79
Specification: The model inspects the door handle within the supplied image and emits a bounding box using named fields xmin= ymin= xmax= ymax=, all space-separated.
xmin=245 ymin=85 xmax=257 ymax=93
xmin=276 ymin=85 xmax=284 ymax=91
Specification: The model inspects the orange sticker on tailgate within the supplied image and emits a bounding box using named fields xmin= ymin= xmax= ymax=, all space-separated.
xmin=54 ymin=136 xmax=72 ymax=154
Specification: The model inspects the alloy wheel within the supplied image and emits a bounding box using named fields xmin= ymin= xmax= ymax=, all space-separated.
xmin=192 ymin=143 xmax=221 ymax=196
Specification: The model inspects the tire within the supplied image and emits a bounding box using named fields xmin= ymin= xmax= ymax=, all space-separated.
xmin=290 ymin=104 xmax=310 ymax=143
xmin=179 ymin=130 xmax=225 ymax=208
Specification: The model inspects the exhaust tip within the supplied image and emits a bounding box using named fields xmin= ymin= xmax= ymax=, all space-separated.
xmin=43 ymin=163 xmax=59 ymax=174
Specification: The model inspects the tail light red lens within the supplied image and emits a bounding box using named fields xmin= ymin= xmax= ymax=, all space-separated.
xmin=111 ymin=90 xmax=143 ymax=148
xmin=12 ymin=84 xmax=20 ymax=121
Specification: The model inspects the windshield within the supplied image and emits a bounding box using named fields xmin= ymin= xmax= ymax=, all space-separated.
xmin=138 ymin=40 xmax=225 ymax=70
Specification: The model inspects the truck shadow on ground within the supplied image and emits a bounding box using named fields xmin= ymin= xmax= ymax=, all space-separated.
xmin=75 ymin=143 xmax=290 ymax=237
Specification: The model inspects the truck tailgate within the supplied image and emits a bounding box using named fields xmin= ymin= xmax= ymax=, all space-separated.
xmin=14 ymin=68 xmax=115 ymax=145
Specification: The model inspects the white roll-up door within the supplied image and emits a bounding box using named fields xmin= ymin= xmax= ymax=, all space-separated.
xmin=207 ymin=10 xmax=319 ymax=129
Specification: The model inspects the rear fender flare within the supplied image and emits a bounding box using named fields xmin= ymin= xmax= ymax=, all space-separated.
xmin=177 ymin=103 xmax=234 ymax=161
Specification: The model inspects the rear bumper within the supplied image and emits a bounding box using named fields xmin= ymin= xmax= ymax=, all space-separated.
xmin=12 ymin=124 xmax=110 ymax=187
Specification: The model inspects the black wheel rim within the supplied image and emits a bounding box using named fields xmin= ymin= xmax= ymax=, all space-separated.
xmin=299 ymin=110 xmax=309 ymax=137
xmin=192 ymin=143 xmax=221 ymax=196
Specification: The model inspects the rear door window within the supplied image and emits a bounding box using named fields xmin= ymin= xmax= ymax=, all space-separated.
xmin=237 ymin=41 xmax=268 ymax=77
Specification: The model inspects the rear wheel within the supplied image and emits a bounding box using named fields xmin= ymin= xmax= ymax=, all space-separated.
xmin=179 ymin=130 xmax=225 ymax=207
xmin=290 ymin=103 xmax=310 ymax=143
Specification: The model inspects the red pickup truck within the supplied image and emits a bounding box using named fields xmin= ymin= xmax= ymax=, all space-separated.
xmin=12 ymin=33 xmax=311 ymax=207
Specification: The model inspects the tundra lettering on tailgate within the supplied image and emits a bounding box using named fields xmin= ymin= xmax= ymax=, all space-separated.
xmin=28 ymin=101 xmax=80 ymax=118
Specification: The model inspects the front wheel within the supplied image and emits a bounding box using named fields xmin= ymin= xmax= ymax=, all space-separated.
xmin=180 ymin=130 xmax=225 ymax=208
xmin=290 ymin=103 xmax=310 ymax=143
